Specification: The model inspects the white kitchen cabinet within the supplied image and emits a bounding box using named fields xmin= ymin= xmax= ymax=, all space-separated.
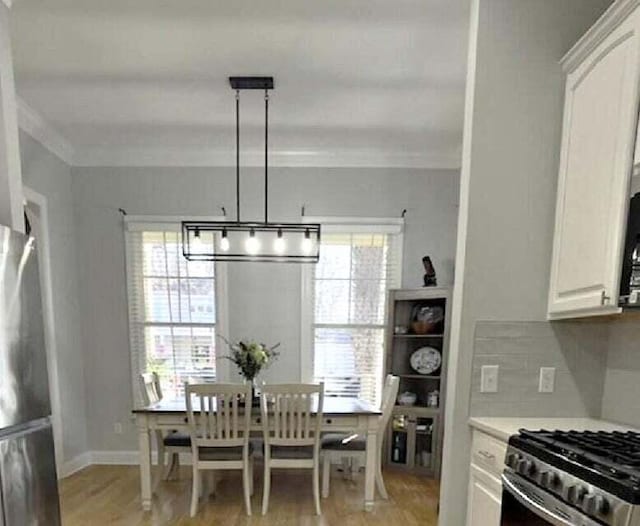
xmin=635 ymin=113 xmax=640 ymax=168
xmin=467 ymin=464 xmax=502 ymax=526
xmin=466 ymin=429 xmax=507 ymax=526
xmin=548 ymin=1 xmax=640 ymax=319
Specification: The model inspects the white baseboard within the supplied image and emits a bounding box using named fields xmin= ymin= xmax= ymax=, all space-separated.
xmin=90 ymin=450 xmax=142 ymax=465
xmin=91 ymin=450 xmax=193 ymax=465
xmin=61 ymin=450 xmax=193 ymax=478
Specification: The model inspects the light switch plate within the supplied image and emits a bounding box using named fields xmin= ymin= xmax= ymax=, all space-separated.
xmin=539 ymin=367 xmax=556 ymax=393
xmin=481 ymin=365 xmax=499 ymax=393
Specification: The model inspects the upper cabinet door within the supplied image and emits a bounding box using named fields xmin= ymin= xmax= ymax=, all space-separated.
xmin=548 ymin=4 xmax=640 ymax=319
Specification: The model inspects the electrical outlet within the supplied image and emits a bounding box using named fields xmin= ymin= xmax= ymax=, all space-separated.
xmin=539 ymin=367 xmax=556 ymax=393
xmin=481 ymin=365 xmax=499 ymax=393
xmin=114 ymin=422 xmax=123 ymax=435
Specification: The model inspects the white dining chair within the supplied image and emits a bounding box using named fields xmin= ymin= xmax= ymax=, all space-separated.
xmin=321 ymin=374 xmax=400 ymax=499
xmin=185 ymin=383 xmax=254 ymax=517
xmin=139 ymin=372 xmax=191 ymax=483
xmin=260 ymin=383 xmax=324 ymax=515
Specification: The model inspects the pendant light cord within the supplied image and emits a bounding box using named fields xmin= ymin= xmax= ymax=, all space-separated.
xmin=264 ymin=89 xmax=269 ymax=223
xmin=236 ymin=90 xmax=241 ymax=222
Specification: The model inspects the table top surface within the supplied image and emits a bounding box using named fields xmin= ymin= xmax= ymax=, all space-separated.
xmin=133 ymin=396 xmax=380 ymax=416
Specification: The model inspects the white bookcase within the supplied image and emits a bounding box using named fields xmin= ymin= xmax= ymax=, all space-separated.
xmin=384 ymin=288 xmax=451 ymax=477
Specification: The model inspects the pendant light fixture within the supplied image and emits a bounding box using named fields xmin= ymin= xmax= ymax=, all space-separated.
xmin=182 ymin=77 xmax=321 ymax=263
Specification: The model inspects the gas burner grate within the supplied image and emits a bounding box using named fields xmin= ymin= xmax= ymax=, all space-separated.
xmin=511 ymin=429 xmax=640 ymax=503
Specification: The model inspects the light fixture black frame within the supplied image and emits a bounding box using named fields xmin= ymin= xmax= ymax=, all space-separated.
xmin=182 ymin=76 xmax=321 ymax=263
xmin=182 ymin=221 xmax=321 ymax=262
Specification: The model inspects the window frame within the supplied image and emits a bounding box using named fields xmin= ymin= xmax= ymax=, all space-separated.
xmin=300 ymin=217 xmax=404 ymax=401
xmin=124 ymin=216 xmax=229 ymax=406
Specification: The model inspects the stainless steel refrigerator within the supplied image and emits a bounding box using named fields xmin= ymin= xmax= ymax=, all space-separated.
xmin=0 ymin=225 xmax=61 ymax=525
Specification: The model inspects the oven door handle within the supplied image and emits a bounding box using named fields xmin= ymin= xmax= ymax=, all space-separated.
xmin=501 ymin=473 xmax=574 ymax=526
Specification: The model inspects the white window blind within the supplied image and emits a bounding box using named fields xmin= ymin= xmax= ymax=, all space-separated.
xmin=126 ymin=222 xmax=221 ymax=402
xmin=307 ymin=223 xmax=402 ymax=407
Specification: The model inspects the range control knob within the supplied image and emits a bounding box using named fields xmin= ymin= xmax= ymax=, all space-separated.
xmin=506 ymin=453 xmax=519 ymax=469
xmin=517 ymin=459 xmax=536 ymax=477
xmin=596 ymin=495 xmax=610 ymax=515
xmin=567 ymin=485 xmax=588 ymax=505
xmin=516 ymin=459 xmax=528 ymax=475
xmin=585 ymin=495 xmax=610 ymax=516
xmin=513 ymin=457 xmax=524 ymax=472
xmin=540 ymin=471 xmax=560 ymax=489
xmin=583 ymin=494 xmax=597 ymax=514
xmin=527 ymin=461 xmax=537 ymax=476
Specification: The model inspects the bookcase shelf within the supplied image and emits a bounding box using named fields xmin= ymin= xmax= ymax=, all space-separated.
xmin=397 ymin=374 xmax=440 ymax=380
xmin=393 ymin=334 xmax=444 ymax=339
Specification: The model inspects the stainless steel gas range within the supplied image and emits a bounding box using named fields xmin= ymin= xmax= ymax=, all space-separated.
xmin=501 ymin=429 xmax=640 ymax=526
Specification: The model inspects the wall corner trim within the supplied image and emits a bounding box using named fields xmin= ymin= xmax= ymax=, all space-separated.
xmin=59 ymin=452 xmax=92 ymax=479
xmin=17 ymin=97 xmax=75 ymax=165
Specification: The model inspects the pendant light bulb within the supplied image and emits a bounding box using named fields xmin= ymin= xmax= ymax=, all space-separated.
xmin=274 ymin=229 xmax=286 ymax=255
xmin=220 ymin=229 xmax=230 ymax=252
xmin=193 ymin=229 xmax=203 ymax=251
xmin=301 ymin=229 xmax=313 ymax=255
xmin=245 ymin=229 xmax=260 ymax=255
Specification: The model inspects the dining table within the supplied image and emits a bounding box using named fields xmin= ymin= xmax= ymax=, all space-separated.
xmin=132 ymin=396 xmax=382 ymax=512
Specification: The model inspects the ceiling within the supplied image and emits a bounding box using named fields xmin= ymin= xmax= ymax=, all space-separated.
xmin=10 ymin=0 xmax=469 ymax=168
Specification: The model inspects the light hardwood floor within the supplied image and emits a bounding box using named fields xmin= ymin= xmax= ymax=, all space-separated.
xmin=60 ymin=465 xmax=439 ymax=526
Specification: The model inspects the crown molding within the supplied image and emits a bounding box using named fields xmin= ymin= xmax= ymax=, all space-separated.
xmin=17 ymin=97 xmax=75 ymax=165
xmin=73 ymin=147 xmax=461 ymax=170
xmin=561 ymin=0 xmax=640 ymax=72
xmin=14 ymin=99 xmax=461 ymax=171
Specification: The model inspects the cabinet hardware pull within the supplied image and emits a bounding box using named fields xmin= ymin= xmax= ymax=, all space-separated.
xmin=478 ymin=450 xmax=495 ymax=460
xmin=601 ymin=291 xmax=611 ymax=305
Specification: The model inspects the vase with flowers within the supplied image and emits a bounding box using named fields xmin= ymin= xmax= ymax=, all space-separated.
xmin=221 ymin=337 xmax=280 ymax=404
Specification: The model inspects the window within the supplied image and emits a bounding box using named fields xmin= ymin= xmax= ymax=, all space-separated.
xmin=303 ymin=221 xmax=403 ymax=406
xmin=125 ymin=220 xmax=225 ymax=402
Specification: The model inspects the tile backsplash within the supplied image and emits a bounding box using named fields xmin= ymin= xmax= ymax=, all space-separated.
xmin=470 ymin=321 xmax=609 ymax=418
xmin=601 ymin=319 xmax=640 ymax=427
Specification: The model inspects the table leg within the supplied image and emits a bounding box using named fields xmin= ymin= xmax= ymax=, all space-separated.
xmin=137 ymin=414 xmax=152 ymax=511
xmin=364 ymin=416 xmax=377 ymax=512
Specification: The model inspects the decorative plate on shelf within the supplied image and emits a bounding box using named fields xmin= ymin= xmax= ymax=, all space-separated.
xmin=410 ymin=346 xmax=442 ymax=375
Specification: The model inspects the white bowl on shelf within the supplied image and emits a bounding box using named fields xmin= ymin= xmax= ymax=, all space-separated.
xmin=397 ymin=391 xmax=417 ymax=406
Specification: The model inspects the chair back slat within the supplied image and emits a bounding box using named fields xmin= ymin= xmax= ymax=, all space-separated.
xmin=223 ymin=394 xmax=231 ymax=437
xmin=261 ymin=384 xmax=324 ymax=447
xmin=215 ymin=395 xmax=223 ymax=438
xmin=185 ymin=384 xmax=251 ymax=448
xmin=231 ymin=395 xmax=238 ymax=439
xmin=296 ymin=395 xmax=303 ymax=439
xmin=139 ymin=372 xmax=162 ymax=406
xmin=378 ymin=375 xmax=400 ymax=440
xmin=304 ymin=400 xmax=314 ymax=442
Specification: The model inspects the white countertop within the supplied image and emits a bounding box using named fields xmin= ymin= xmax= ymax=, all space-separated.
xmin=469 ymin=417 xmax=640 ymax=442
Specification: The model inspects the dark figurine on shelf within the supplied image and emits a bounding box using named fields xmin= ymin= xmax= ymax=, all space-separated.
xmin=422 ymin=256 xmax=437 ymax=287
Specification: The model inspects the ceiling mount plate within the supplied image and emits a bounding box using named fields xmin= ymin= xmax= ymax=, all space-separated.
xmin=229 ymin=76 xmax=274 ymax=90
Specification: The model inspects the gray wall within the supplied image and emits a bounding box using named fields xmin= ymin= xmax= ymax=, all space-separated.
xmin=19 ymin=131 xmax=89 ymax=464
xmin=439 ymin=1 xmax=611 ymax=525
xmin=470 ymin=321 xmax=608 ymax=418
xmin=71 ymin=166 xmax=460 ymax=451
xmin=602 ymin=320 xmax=640 ymax=426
